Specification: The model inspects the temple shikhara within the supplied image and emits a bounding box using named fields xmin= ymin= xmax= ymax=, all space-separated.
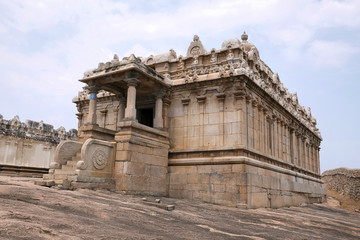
xmin=37 ymin=33 xmax=325 ymax=208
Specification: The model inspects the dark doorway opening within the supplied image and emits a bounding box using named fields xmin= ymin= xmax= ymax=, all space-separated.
xmin=137 ymin=108 xmax=154 ymax=127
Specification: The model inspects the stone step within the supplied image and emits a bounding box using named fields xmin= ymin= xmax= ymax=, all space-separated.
xmin=67 ymin=175 xmax=78 ymax=182
xmin=54 ymin=174 xmax=68 ymax=180
xmin=54 ymin=180 xmax=64 ymax=185
xmin=61 ymin=164 xmax=77 ymax=171
xmin=43 ymin=174 xmax=54 ymax=180
xmin=54 ymin=169 xmax=78 ymax=176
xmin=66 ymin=160 xmax=78 ymax=167
xmin=34 ymin=180 xmax=55 ymax=187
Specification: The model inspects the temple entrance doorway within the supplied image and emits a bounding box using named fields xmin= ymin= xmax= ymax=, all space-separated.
xmin=137 ymin=108 xmax=154 ymax=128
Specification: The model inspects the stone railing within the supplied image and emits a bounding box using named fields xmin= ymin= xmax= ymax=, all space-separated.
xmin=322 ymin=168 xmax=360 ymax=201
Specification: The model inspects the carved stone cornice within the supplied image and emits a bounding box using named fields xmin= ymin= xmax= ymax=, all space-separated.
xmin=215 ymin=93 xmax=226 ymax=101
xmin=124 ymin=78 xmax=141 ymax=87
xmin=234 ymin=90 xmax=246 ymax=100
xmin=181 ymin=98 xmax=190 ymax=105
xmin=124 ymin=71 xmax=141 ymax=87
xmin=196 ymin=95 xmax=206 ymax=103
xmin=86 ymin=83 xmax=101 ymax=94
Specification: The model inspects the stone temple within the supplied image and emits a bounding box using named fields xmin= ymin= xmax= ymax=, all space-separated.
xmin=37 ymin=33 xmax=326 ymax=208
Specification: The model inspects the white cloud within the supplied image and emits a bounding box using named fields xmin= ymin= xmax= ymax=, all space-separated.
xmin=1 ymin=0 xmax=360 ymax=129
xmin=305 ymin=40 xmax=359 ymax=67
xmin=123 ymin=44 xmax=153 ymax=59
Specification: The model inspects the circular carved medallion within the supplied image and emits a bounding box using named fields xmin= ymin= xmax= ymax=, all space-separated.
xmin=190 ymin=46 xmax=200 ymax=56
xmin=92 ymin=148 xmax=108 ymax=170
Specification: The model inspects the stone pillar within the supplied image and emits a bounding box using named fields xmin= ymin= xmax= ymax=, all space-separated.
xmin=263 ymin=109 xmax=268 ymax=154
xmin=252 ymin=100 xmax=258 ymax=150
xmin=197 ymin=96 xmax=206 ymax=147
xmin=86 ymin=83 xmax=100 ymax=125
xmin=318 ymin=147 xmax=321 ymax=174
xmin=305 ymin=142 xmax=309 ymax=171
xmin=296 ymin=133 xmax=301 ymax=167
xmin=100 ymin=109 xmax=108 ymax=128
xmin=163 ymin=98 xmax=171 ymax=130
xmin=258 ymin=105 xmax=264 ymax=153
xmin=301 ymin=137 xmax=306 ymax=169
xmin=154 ymin=91 xmax=166 ymax=129
xmin=279 ymin=120 xmax=284 ymax=161
xmin=245 ymin=96 xmax=251 ymax=148
xmin=124 ymin=76 xmax=140 ymax=120
xmin=76 ymin=113 xmax=83 ymax=129
xmin=118 ymin=95 xmax=126 ymax=120
xmin=216 ymin=93 xmax=226 ymax=147
xmin=289 ymin=128 xmax=295 ymax=164
xmin=181 ymin=98 xmax=190 ymax=148
xmin=273 ymin=117 xmax=278 ymax=158
xmin=310 ymin=144 xmax=314 ymax=172
xmin=234 ymin=91 xmax=246 ymax=146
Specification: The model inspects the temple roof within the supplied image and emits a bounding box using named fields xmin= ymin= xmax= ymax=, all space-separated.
xmin=78 ymin=33 xmax=321 ymax=139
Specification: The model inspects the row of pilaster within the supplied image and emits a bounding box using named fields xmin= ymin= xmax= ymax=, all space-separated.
xmin=178 ymin=90 xmax=321 ymax=175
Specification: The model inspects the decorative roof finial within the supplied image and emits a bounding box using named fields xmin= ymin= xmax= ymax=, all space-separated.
xmin=193 ymin=35 xmax=199 ymax=42
xmin=241 ymin=31 xmax=248 ymax=42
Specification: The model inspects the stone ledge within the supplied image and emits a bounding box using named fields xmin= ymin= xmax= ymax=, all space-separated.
xmin=169 ymin=156 xmax=323 ymax=183
xmin=170 ymin=145 xmax=320 ymax=179
xmin=117 ymin=120 xmax=169 ymax=138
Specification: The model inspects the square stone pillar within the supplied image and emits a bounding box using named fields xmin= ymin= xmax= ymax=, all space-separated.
xmin=124 ymin=74 xmax=140 ymax=121
xmin=153 ymin=90 xmax=166 ymax=129
xmin=86 ymin=83 xmax=100 ymax=125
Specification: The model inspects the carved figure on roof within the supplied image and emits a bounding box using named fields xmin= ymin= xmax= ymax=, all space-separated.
xmin=238 ymin=58 xmax=250 ymax=75
xmin=177 ymin=55 xmax=184 ymax=70
xmin=146 ymin=55 xmax=154 ymax=65
xmin=248 ymin=46 xmax=259 ymax=62
xmin=187 ymin=35 xmax=206 ymax=57
xmin=226 ymin=47 xmax=234 ymax=60
xmin=219 ymin=65 xmax=225 ymax=77
xmin=169 ymin=49 xmax=177 ymax=60
xmin=112 ymin=54 xmax=119 ymax=64
xmin=306 ymin=107 xmax=312 ymax=119
xmin=193 ymin=69 xmax=199 ymax=81
xmin=210 ymin=48 xmax=217 ymax=64
xmin=291 ymin=92 xmax=298 ymax=105
xmin=192 ymin=56 xmax=198 ymax=65
xmin=228 ymin=62 xmax=235 ymax=75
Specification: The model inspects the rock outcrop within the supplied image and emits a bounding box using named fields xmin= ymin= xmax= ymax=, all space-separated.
xmin=322 ymin=168 xmax=360 ymax=201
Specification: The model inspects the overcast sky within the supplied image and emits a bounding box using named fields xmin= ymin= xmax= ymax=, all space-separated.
xmin=0 ymin=0 xmax=359 ymax=172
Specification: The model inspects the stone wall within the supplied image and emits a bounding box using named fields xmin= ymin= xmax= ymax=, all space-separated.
xmin=0 ymin=114 xmax=77 ymax=170
xmin=322 ymin=168 xmax=360 ymax=201
xmin=169 ymin=157 xmax=325 ymax=208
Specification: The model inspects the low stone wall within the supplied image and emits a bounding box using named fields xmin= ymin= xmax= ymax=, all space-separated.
xmin=322 ymin=168 xmax=360 ymax=201
xmin=0 ymin=114 xmax=77 ymax=170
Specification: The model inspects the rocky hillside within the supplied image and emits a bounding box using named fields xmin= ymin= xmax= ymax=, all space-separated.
xmin=322 ymin=168 xmax=360 ymax=201
xmin=0 ymin=176 xmax=359 ymax=240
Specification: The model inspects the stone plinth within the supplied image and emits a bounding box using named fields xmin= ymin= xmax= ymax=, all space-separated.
xmin=78 ymin=125 xmax=116 ymax=142
xmin=169 ymin=156 xmax=326 ymax=208
xmin=114 ymin=120 xmax=169 ymax=196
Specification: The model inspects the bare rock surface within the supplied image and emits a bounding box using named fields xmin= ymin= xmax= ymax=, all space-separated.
xmin=0 ymin=176 xmax=359 ymax=240
xmin=322 ymin=167 xmax=360 ymax=201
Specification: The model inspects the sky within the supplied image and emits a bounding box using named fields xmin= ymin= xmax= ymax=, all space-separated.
xmin=0 ymin=0 xmax=359 ymax=172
